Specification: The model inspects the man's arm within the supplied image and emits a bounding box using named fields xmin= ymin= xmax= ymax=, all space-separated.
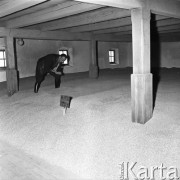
xmin=50 ymin=68 xmax=62 ymax=75
xmin=50 ymin=63 xmax=61 ymax=75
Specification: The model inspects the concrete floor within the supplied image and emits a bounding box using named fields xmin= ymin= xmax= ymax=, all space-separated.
xmin=0 ymin=68 xmax=180 ymax=180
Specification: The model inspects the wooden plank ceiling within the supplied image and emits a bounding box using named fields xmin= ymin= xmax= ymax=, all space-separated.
xmin=0 ymin=0 xmax=180 ymax=38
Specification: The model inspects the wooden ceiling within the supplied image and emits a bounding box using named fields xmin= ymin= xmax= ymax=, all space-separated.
xmin=0 ymin=0 xmax=180 ymax=38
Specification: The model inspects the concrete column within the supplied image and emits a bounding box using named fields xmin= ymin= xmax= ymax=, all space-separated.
xmin=131 ymin=8 xmax=153 ymax=124
xmin=5 ymin=36 xmax=18 ymax=96
xmin=89 ymin=39 xmax=98 ymax=78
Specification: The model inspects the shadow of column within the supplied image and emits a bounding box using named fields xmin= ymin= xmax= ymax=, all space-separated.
xmin=96 ymin=41 xmax=100 ymax=76
xmin=14 ymin=38 xmax=20 ymax=91
xmin=151 ymin=15 xmax=161 ymax=110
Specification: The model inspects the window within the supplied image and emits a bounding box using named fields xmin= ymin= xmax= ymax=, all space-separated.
xmin=109 ymin=50 xmax=115 ymax=64
xmin=59 ymin=50 xmax=68 ymax=65
xmin=0 ymin=50 xmax=6 ymax=68
xmin=108 ymin=49 xmax=120 ymax=65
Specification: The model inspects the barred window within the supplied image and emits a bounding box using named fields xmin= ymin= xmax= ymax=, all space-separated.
xmin=0 ymin=50 xmax=6 ymax=68
xmin=59 ymin=50 xmax=68 ymax=65
xmin=109 ymin=50 xmax=115 ymax=64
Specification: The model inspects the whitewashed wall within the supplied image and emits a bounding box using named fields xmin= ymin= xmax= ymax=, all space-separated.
xmin=15 ymin=39 xmax=90 ymax=78
xmin=160 ymin=42 xmax=180 ymax=68
xmin=98 ymin=42 xmax=132 ymax=69
xmin=0 ymin=38 xmax=180 ymax=82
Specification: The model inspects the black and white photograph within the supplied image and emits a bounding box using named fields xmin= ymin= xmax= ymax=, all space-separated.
xmin=0 ymin=0 xmax=180 ymax=179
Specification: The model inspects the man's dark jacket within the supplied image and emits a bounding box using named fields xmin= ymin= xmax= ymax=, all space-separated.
xmin=36 ymin=54 xmax=63 ymax=77
xmin=34 ymin=54 xmax=64 ymax=93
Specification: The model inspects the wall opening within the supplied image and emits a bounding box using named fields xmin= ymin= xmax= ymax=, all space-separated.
xmin=59 ymin=49 xmax=69 ymax=65
xmin=0 ymin=49 xmax=6 ymax=68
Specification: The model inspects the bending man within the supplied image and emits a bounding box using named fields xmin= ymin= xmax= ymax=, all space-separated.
xmin=34 ymin=54 xmax=68 ymax=93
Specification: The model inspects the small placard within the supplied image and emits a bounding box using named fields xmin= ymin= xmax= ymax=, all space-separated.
xmin=60 ymin=95 xmax=72 ymax=108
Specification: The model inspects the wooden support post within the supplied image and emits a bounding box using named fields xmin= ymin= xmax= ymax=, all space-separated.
xmin=6 ymin=69 xmax=18 ymax=96
xmin=131 ymin=8 xmax=153 ymax=124
xmin=5 ymin=36 xmax=18 ymax=96
xmin=89 ymin=39 xmax=99 ymax=78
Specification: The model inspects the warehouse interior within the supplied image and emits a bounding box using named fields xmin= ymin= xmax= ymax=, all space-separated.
xmin=0 ymin=0 xmax=180 ymax=179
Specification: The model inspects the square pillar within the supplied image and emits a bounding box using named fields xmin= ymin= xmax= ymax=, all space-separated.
xmin=131 ymin=74 xmax=153 ymax=124
xmin=131 ymin=8 xmax=153 ymax=124
xmin=89 ymin=39 xmax=99 ymax=78
xmin=6 ymin=69 xmax=18 ymax=96
xmin=89 ymin=64 xmax=98 ymax=78
xmin=5 ymin=36 xmax=18 ymax=96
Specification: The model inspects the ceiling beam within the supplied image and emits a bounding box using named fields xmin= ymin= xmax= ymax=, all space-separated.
xmin=94 ymin=33 xmax=132 ymax=42
xmin=74 ymin=0 xmax=142 ymax=9
xmin=156 ymin=18 xmax=180 ymax=27
xmin=114 ymin=31 xmax=132 ymax=36
xmin=26 ymin=7 xmax=130 ymax=31
xmin=75 ymin=0 xmax=180 ymax=18
xmin=94 ymin=25 xmax=131 ymax=34
xmin=156 ymin=24 xmax=180 ymax=32
xmin=27 ymin=11 xmax=167 ymax=32
xmin=0 ymin=27 xmax=91 ymax=41
xmin=159 ymin=29 xmax=180 ymax=34
xmin=12 ymin=30 xmax=91 ymax=41
xmin=0 ymin=0 xmax=47 ymax=18
xmin=149 ymin=0 xmax=180 ymax=18
xmin=0 ymin=27 xmax=131 ymax=42
xmin=63 ymin=17 xmax=131 ymax=32
xmin=94 ymin=18 xmax=180 ymax=34
xmin=0 ymin=0 xmax=67 ymax=21
xmin=5 ymin=2 xmax=102 ymax=28
xmin=114 ymin=23 xmax=180 ymax=36
xmin=58 ymin=14 xmax=169 ymax=33
xmin=153 ymin=14 xmax=170 ymax=21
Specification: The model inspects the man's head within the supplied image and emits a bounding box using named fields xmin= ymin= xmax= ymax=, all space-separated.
xmin=58 ymin=54 xmax=67 ymax=63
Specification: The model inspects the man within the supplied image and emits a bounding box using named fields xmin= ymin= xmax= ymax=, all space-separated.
xmin=34 ymin=54 xmax=68 ymax=93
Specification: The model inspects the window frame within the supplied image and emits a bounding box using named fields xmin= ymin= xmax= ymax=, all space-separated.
xmin=0 ymin=49 xmax=7 ymax=69
xmin=59 ymin=49 xmax=69 ymax=65
xmin=108 ymin=49 xmax=120 ymax=65
xmin=109 ymin=50 xmax=116 ymax=64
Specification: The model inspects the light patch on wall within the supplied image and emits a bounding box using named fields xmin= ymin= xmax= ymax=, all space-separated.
xmin=0 ymin=49 xmax=6 ymax=68
xmin=59 ymin=49 xmax=69 ymax=65
xmin=0 ymin=38 xmax=6 ymax=69
xmin=109 ymin=48 xmax=119 ymax=66
xmin=59 ymin=46 xmax=73 ymax=67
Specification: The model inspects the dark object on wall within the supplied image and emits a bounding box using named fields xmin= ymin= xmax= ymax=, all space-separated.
xmin=17 ymin=38 xmax=24 ymax=46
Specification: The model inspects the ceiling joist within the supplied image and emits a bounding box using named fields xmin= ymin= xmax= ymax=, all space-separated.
xmin=0 ymin=0 xmax=180 ymax=39
xmin=75 ymin=0 xmax=180 ymax=18
xmin=149 ymin=0 xmax=180 ymax=18
xmin=0 ymin=0 xmax=47 ymax=18
xmin=157 ymin=18 xmax=180 ymax=27
xmin=27 ymin=7 xmax=130 ymax=31
xmin=62 ymin=14 xmax=177 ymax=34
xmin=63 ymin=17 xmax=131 ymax=33
xmin=0 ymin=27 xmax=132 ymax=42
xmin=0 ymin=27 xmax=92 ymax=40
xmin=5 ymin=2 xmax=102 ymax=28
xmin=74 ymin=0 xmax=142 ymax=9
